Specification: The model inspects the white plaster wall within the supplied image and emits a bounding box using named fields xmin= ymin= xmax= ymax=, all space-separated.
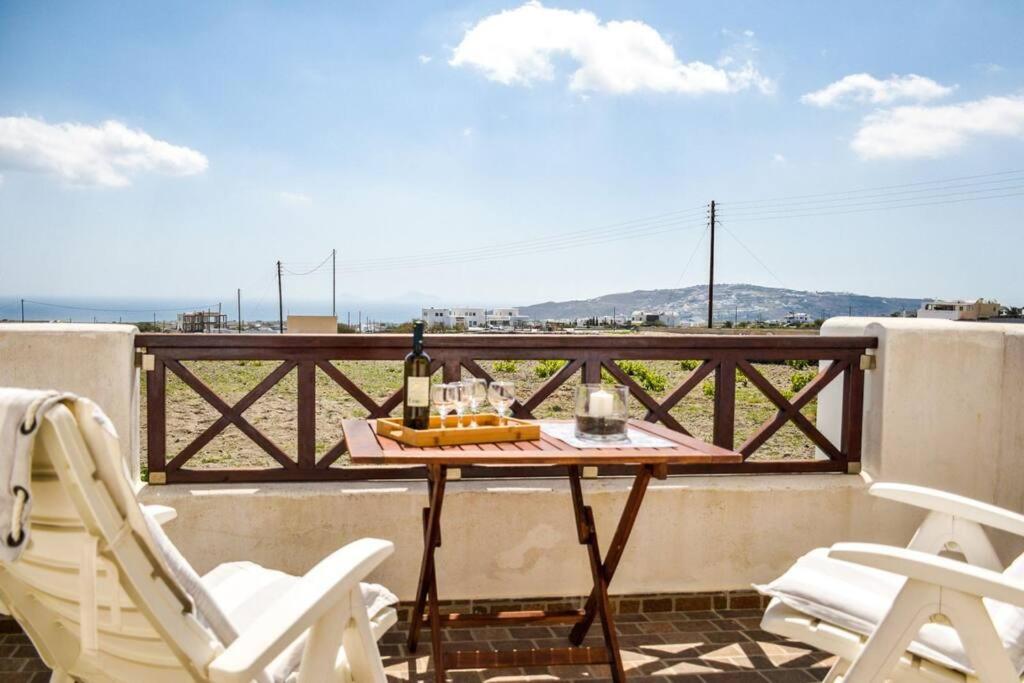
xmin=142 ymin=474 xmax=892 ymax=601
xmin=0 ymin=324 xmax=140 ymax=479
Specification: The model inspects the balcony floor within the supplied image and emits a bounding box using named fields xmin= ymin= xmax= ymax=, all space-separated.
xmin=1 ymin=605 xmax=835 ymax=681
xmin=381 ymin=606 xmax=836 ymax=682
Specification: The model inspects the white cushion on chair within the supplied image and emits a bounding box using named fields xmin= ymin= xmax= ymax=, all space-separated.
xmin=202 ymin=561 xmax=398 ymax=683
xmin=756 ymin=548 xmax=1024 ymax=675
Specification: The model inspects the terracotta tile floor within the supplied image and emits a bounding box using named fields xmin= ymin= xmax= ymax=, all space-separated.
xmin=380 ymin=608 xmax=837 ymax=682
xmin=2 ymin=607 xmax=836 ymax=682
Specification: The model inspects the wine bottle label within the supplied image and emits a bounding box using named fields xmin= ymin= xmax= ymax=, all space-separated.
xmin=406 ymin=376 xmax=429 ymax=407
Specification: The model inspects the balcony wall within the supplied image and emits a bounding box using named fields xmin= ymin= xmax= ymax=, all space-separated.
xmin=0 ymin=323 xmax=140 ymax=479
xmin=2 ymin=320 xmax=1022 ymax=601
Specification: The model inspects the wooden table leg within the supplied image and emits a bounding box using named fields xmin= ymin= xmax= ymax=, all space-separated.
xmin=570 ymin=464 xmax=655 ymax=650
xmin=568 ymin=465 xmax=626 ymax=682
xmin=407 ymin=464 xmax=447 ymax=670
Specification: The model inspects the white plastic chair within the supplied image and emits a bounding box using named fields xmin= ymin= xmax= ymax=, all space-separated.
xmin=0 ymin=397 xmax=397 ymax=682
xmin=758 ymin=483 xmax=1024 ymax=682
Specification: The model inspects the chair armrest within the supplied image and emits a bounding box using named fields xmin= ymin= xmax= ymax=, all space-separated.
xmin=141 ymin=504 xmax=177 ymax=525
xmin=209 ymin=538 xmax=394 ymax=683
xmin=828 ymin=542 xmax=1024 ymax=607
xmin=870 ymin=483 xmax=1024 ymax=538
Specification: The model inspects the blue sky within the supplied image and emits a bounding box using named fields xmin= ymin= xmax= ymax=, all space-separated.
xmin=1 ymin=0 xmax=1022 ymax=312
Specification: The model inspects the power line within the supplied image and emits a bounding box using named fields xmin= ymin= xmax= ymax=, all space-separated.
xmin=281 ymin=250 xmax=334 ymax=276
xmin=717 ymin=174 xmax=1024 ymax=213
xmin=20 ymin=299 xmax=220 ymax=314
xmin=672 ymin=226 xmax=710 ymax=288
xmin=717 ymin=189 xmax=1024 ymax=224
xmin=718 ymin=223 xmax=787 ymax=289
xmin=717 ymin=182 xmax=1024 ymax=218
xmin=723 ymin=168 xmax=1024 ymax=207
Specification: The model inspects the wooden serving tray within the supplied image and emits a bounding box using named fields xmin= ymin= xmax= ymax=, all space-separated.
xmin=376 ymin=415 xmax=540 ymax=447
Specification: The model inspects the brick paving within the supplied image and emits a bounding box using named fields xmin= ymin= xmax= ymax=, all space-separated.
xmin=380 ymin=606 xmax=836 ymax=682
xmin=1 ymin=597 xmax=836 ymax=682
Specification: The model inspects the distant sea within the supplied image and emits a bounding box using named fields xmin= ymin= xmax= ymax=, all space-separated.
xmin=0 ymin=297 xmax=421 ymax=325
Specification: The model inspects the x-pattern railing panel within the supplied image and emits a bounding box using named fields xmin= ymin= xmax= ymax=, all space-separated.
xmin=163 ymin=359 xmax=298 ymax=471
xmin=140 ymin=334 xmax=875 ymax=483
xmin=736 ymin=359 xmax=847 ymax=458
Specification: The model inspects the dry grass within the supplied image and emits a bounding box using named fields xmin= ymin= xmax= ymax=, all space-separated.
xmin=142 ymin=356 xmax=820 ymax=471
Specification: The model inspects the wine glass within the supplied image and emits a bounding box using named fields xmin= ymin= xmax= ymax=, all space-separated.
xmin=431 ymin=383 xmax=454 ymax=429
xmin=461 ymin=378 xmax=488 ymax=427
xmin=450 ymin=382 xmax=468 ymax=428
xmin=487 ymin=381 xmax=516 ymax=425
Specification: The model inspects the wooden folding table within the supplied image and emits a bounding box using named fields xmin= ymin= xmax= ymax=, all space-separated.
xmin=342 ymin=418 xmax=741 ymax=682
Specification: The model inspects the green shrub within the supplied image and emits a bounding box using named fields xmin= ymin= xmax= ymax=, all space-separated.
xmin=785 ymin=359 xmax=812 ymax=370
xmin=535 ymin=359 xmax=567 ymax=379
xmin=616 ymin=361 xmax=668 ymax=392
xmin=702 ymin=380 xmax=715 ymax=398
xmin=790 ymin=370 xmax=816 ymax=393
xmin=678 ymin=359 xmax=700 ymax=372
xmin=493 ymin=360 xmax=519 ymax=373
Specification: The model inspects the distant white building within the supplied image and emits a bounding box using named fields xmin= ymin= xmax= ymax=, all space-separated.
xmin=422 ymin=307 xmax=450 ymax=327
xmin=918 ymin=299 xmax=1000 ymax=321
xmin=176 ymin=310 xmax=227 ymax=333
xmin=783 ymin=312 xmax=811 ymax=326
xmin=486 ymin=307 xmax=529 ymax=328
xmin=421 ymin=306 xmax=527 ymax=329
xmin=630 ymin=310 xmax=679 ymax=327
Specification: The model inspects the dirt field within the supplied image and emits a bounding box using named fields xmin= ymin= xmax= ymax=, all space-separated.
xmin=141 ymin=358 xmax=820 ymax=471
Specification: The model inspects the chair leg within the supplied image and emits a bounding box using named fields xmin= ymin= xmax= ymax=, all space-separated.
xmin=821 ymin=659 xmax=848 ymax=683
xmin=942 ymin=590 xmax=1017 ymax=682
xmin=844 ymin=580 xmax=938 ymax=683
xmin=343 ymin=587 xmax=388 ymax=683
xmin=298 ymin=595 xmax=352 ymax=683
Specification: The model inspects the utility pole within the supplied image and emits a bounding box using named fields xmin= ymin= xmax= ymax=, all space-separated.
xmin=237 ymin=288 xmax=242 ymax=333
xmin=707 ymin=200 xmax=716 ymax=329
xmin=332 ymin=248 xmax=337 ymax=319
xmin=276 ymin=260 xmax=284 ymax=334
xmin=358 ymin=310 xmax=362 ymax=332
xmin=20 ymin=299 xmax=24 ymax=323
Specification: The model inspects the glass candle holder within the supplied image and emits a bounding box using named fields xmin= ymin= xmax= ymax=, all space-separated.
xmin=574 ymin=384 xmax=629 ymax=442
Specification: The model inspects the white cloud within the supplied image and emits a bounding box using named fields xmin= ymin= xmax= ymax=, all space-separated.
xmin=278 ymin=191 xmax=312 ymax=205
xmin=772 ymin=153 xmax=786 ymax=164
xmin=449 ymin=1 xmax=773 ymax=96
xmin=851 ymin=95 xmax=1024 ymax=160
xmin=418 ymin=54 xmax=433 ymax=64
xmin=801 ymin=73 xmax=954 ymax=108
xmin=0 ymin=116 xmax=207 ymax=187
xmin=462 ymin=127 xmax=473 ymax=138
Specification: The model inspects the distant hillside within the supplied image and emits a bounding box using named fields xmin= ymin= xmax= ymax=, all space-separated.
xmin=519 ymin=284 xmax=922 ymax=323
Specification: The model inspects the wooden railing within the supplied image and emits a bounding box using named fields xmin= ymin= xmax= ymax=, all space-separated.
xmin=137 ymin=333 xmax=876 ymax=484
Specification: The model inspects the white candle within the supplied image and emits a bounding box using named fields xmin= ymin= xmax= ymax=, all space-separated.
xmin=589 ymin=389 xmax=614 ymax=417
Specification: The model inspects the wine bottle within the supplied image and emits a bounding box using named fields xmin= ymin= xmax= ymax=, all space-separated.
xmin=403 ymin=320 xmax=431 ymax=429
